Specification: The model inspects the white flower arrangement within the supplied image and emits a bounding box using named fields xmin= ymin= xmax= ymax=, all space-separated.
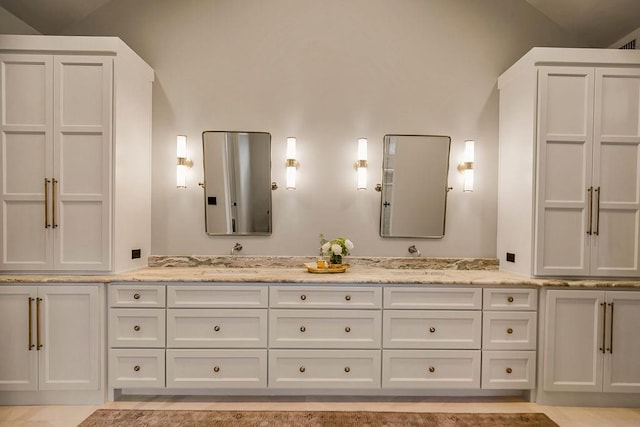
xmin=319 ymin=234 xmax=354 ymax=265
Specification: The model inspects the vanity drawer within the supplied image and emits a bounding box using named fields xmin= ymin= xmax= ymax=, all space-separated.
xmin=166 ymin=308 xmax=267 ymax=348
xmin=383 ymin=310 xmax=481 ymax=349
xmin=270 ymin=286 xmax=382 ymax=309
xmin=482 ymin=312 xmax=537 ymax=350
xmin=481 ymin=351 xmax=536 ymax=389
xmin=382 ymin=349 xmax=480 ymax=389
xmin=109 ymin=308 xmax=166 ymax=348
xmin=109 ymin=284 xmax=166 ymax=308
xmin=108 ymin=349 xmax=165 ymax=388
xmin=167 ymin=285 xmax=268 ymax=308
xmin=166 ymin=349 xmax=267 ymax=388
xmin=269 ymin=309 xmax=381 ymax=349
xmin=268 ymin=349 xmax=381 ymax=389
xmin=383 ymin=287 xmax=482 ymax=310
xmin=483 ymin=288 xmax=537 ymax=311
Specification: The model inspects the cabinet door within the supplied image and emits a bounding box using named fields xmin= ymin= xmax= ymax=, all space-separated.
xmin=604 ymin=291 xmax=640 ymax=392
xmin=543 ymin=290 xmax=604 ymax=392
xmin=535 ymin=67 xmax=594 ymax=276
xmin=591 ymin=68 xmax=640 ymax=277
xmin=0 ymin=54 xmax=54 ymax=270
xmin=0 ymin=286 xmax=38 ymax=390
xmin=52 ymin=56 xmax=112 ymax=271
xmin=38 ymin=285 xmax=101 ymax=390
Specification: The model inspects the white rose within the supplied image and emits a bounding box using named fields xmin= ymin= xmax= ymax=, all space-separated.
xmin=345 ymin=239 xmax=354 ymax=251
xmin=321 ymin=242 xmax=331 ymax=254
xmin=331 ymin=244 xmax=343 ymax=255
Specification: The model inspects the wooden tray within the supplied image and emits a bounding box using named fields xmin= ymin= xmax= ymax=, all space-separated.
xmin=304 ymin=263 xmax=350 ymax=274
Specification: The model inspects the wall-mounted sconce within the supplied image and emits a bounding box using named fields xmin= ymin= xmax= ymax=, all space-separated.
xmin=176 ymin=135 xmax=193 ymax=188
xmin=457 ymin=140 xmax=475 ymax=192
xmin=286 ymin=137 xmax=299 ymax=190
xmin=355 ymin=138 xmax=368 ymax=190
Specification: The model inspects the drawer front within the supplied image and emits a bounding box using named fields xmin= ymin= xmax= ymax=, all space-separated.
xmin=383 ymin=287 xmax=482 ymax=310
xmin=109 ymin=284 xmax=166 ymax=308
xmin=269 ymin=349 xmax=381 ymax=389
xmin=166 ymin=349 xmax=267 ymax=388
xmin=109 ymin=308 xmax=166 ymax=348
xmin=383 ymin=310 xmax=481 ymax=349
xmin=481 ymin=351 xmax=536 ymax=389
xmin=270 ymin=286 xmax=382 ymax=309
xmin=483 ymin=288 xmax=537 ymax=311
xmin=167 ymin=309 xmax=267 ymax=348
xmin=108 ymin=349 xmax=165 ymax=388
xmin=482 ymin=312 xmax=537 ymax=350
xmin=269 ymin=309 xmax=382 ymax=349
xmin=382 ymin=350 xmax=480 ymax=389
xmin=167 ymin=285 xmax=268 ymax=308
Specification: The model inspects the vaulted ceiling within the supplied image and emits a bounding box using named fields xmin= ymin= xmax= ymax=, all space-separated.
xmin=1 ymin=0 xmax=640 ymax=47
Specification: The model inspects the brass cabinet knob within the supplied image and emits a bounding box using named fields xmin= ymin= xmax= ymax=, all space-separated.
xmin=428 ymin=366 xmax=435 ymax=373
xmin=133 ymin=293 xmax=141 ymax=300
xmin=506 ymin=367 xmax=513 ymax=374
xmin=133 ymin=365 xmax=141 ymax=372
xmin=300 ymin=294 xmax=307 ymax=301
xmin=214 ymin=325 xmax=221 ymax=332
xmin=345 ymin=326 xmax=351 ymax=333
xmin=344 ymin=366 xmax=351 ymax=373
xmin=429 ymin=327 xmax=436 ymax=333
xmin=213 ymin=366 xmax=220 ymax=373
xmin=300 ymin=326 xmax=306 ymax=332
xmin=507 ymin=328 xmax=514 ymax=334
xmin=345 ymin=295 xmax=351 ymax=301
xmin=507 ymin=296 xmax=514 ymax=303
xmin=133 ymin=325 xmax=140 ymax=332
xmin=299 ymin=366 xmax=306 ymax=373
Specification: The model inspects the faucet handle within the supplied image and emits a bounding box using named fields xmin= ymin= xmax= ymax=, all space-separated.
xmin=408 ymin=245 xmax=420 ymax=256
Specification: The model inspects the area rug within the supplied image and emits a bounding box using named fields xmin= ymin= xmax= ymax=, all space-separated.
xmin=78 ymin=409 xmax=559 ymax=427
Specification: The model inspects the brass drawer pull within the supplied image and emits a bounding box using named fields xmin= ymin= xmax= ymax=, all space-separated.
xmin=429 ymin=327 xmax=436 ymax=333
xmin=344 ymin=367 xmax=351 ymax=373
xmin=133 ymin=293 xmax=141 ymax=300
xmin=134 ymin=325 xmax=141 ymax=332
xmin=300 ymin=326 xmax=306 ymax=332
xmin=507 ymin=328 xmax=513 ymax=334
xmin=213 ymin=366 xmax=220 ymax=373
xmin=345 ymin=326 xmax=351 ymax=333
xmin=300 ymin=295 xmax=307 ymax=301
xmin=507 ymin=296 xmax=514 ymax=303
xmin=428 ymin=366 xmax=435 ymax=373
xmin=36 ymin=297 xmax=43 ymax=350
xmin=51 ymin=178 xmax=57 ymax=228
xmin=345 ymin=295 xmax=351 ymax=301
xmin=28 ymin=297 xmax=34 ymax=350
xmin=214 ymin=325 xmax=221 ymax=332
xmin=133 ymin=365 xmax=141 ymax=372
xmin=299 ymin=366 xmax=306 ymax=373
xmin=506 ymin=367 xmax=513 ymax=374
xmin=44 ymin=178 xmax=51 ymax=228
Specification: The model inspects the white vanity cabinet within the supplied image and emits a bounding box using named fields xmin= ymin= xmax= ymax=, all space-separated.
xmin=0 ymin=35 xmax=153 ymax=273
xmin=497 ymin=48 xmax=640 ymax=277
xmin=543 ymin=289 xmax=640 ymax=394
xmin=0 ymin=284 xmax=102 ymax=403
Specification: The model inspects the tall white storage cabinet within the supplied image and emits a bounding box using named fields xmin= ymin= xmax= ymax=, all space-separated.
xmin=0 ymin=35 xmax=153 ymax=273
xmin=497 ymin=48 xmax=640 ymax=277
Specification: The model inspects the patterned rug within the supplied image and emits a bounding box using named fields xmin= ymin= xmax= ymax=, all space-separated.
xmin=78 ymin=409 xmax=560 ymax=426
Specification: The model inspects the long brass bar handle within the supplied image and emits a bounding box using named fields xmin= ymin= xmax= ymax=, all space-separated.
xmin=36 ymin=297 xmax=43 ymax=350
xmin=28 ymin=297 xmax=34 ymax=350
xmin=587 ymin=187 xmax=593 ymax=235
xmin=594 ymin=187 xmax=601 ymax=236
xmin=599 ymin=302 xmax=606 ymax=354
xmin=608 ymin=302 xmax=614 ymax=354
xmin=44 ymin=179 xmax=50 ymax=228
xmin=52 ymin=179 xmax=58 ymax=228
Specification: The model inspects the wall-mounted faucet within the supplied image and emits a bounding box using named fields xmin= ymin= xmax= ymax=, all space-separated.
xmin=231 ymin=243 xmax=243 ymax=255
xmin=408 ymin=245 xmax=421 ymax=257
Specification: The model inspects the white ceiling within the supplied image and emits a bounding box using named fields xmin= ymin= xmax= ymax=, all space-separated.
xmin=1 ymin=0 xmax=640 ymax=47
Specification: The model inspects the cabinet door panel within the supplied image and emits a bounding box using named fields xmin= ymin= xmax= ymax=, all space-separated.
xmin=38 ymin=285 xmax=100 ymax=390
xmin=604 ymin=292 xmax=640 ymax=393
xmin=0 ymin=286 xmax=38 ymax=391
xmin=543 ymin=290 xmax=604 ymax=392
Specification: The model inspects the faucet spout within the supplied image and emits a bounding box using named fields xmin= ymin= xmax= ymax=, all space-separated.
xmin=231 ymin=243 xmax=243 ymax=255
xmin=408 ymin=245 xmax=421 ymax=257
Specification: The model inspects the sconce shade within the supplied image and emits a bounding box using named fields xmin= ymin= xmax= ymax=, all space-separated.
xmin=462 ymin=140 xmax=474 ymax=192
xmin=356 ymin=138 xmax=368 ymax=190
xmin=286 ymin=137 xmax=297 ymax=190
xmin=176 ymin=135 xmax=189 ymax=188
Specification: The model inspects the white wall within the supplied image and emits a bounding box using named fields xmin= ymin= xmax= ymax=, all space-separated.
xmin=0 ymin=6 xmax=39 ymax=34
xmin=59 ymin=0 xmax=581 ymax=258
